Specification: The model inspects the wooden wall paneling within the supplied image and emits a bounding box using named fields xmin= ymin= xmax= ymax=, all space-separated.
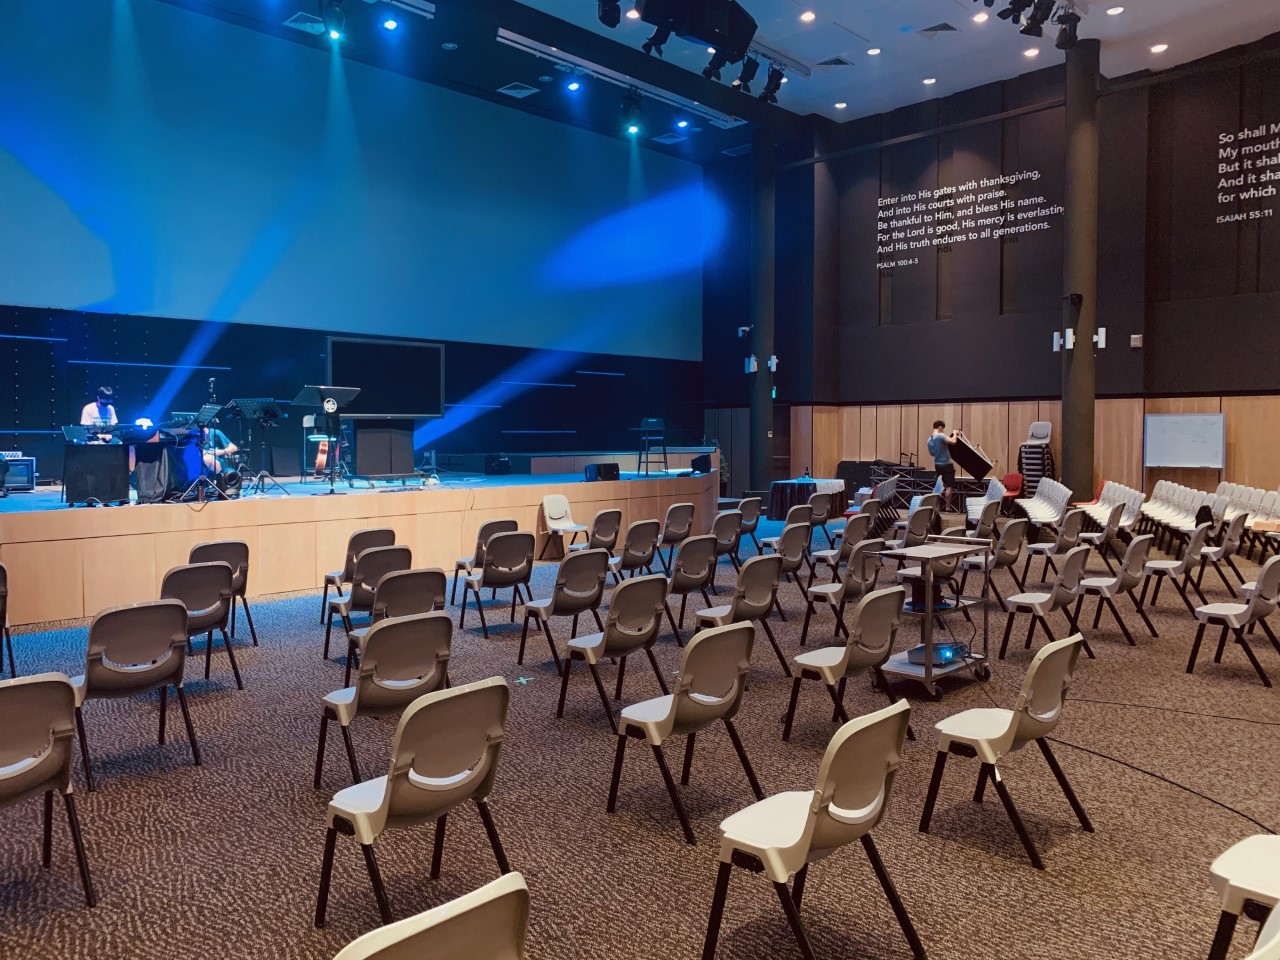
xmin=875 ymin=405 xmax=902 ymax=462
xmin=790 ymin=406 xmax=814 ymax=476
xmin=1223 ymin=395 xmax=1280 ymax=488
xmin=1143 ymin=397 xmax=1223 ymax=494
xmin=83 ymin=536 xmax=155 ymax=616
xmin=839 ymin=406 xmax=861 ymax=464
xmin=897 ymin=404 xmax=919 ymax=467
xmin=858 ymin=407 xmax=878 ymax=460
xmin=1093 ymin=399 xmax=1144 ymax=491
xmin=257 ymin=523 xmax=316 ymax=595
xmin=1 ymin=540 xmax=85 ymax=624
xmin=962 ymin=402 xmax=1011 ymax=479
xmin=811 ymin=407 xmax=841 ymax=477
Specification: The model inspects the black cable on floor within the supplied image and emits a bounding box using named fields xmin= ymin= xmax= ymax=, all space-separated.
xmin=1066 ymin=696 xmax=1280 ymax=728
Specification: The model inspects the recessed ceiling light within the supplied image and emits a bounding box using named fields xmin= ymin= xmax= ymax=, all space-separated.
xmin=1151 ymin=43 xmax=1168 ymax=53
xmin=625 ymin=7 xmax=640 ymax=18
xmin=800 ymin=10 xmax=816 ymax=22
xmin=1106 ymin=5 xmax=1124 ymax=13
xmin=923 ymin=77 xmax=937 ymax=85
xmin=834 ymin=102 xmax=847 ymax=109
xmin=973 ymin=10 xmax=989 ymax=22
xmin=382 ymin=18 xmax=397 ymax=30
xmin=441 ymin=42 xmax=458 ymax=51
xmin=780 ymin=76 xmax=789 ymax=82
xmin=707 ymin=46 xmax=716 ymax=54
xmin=867 ymin=47 xmax=881 ymax=55
xmin=1024 ymin=47 xmax=1040 ymax=57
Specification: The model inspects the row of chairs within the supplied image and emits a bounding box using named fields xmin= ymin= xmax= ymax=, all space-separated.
xmin=1077 ymin=480 xmax=1146 ymax=538
xmin=1016 ymin=476 xmax=1073 ymax=529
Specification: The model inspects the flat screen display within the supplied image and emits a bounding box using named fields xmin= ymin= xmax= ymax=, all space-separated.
xmin=327 ymin=338 xmax=444 ymax=418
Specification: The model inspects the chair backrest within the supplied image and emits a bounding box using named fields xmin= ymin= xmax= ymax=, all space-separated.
xmin=669 ymin=622 xmax=755 ymax=735
xmin=549 ymin=549 xmax=609 ymax=613
xmin=806 ymin=700 xmax=911 ymax=855
xmin=617 ymin=519 xmax=661 ymax=568
xmin=729 ymin=554 xmax=783 ymax=623
xmin=373 ymin=569 xmax=448 ymax=620
xmin=1219 ymin=510 xmax=1248 ymax=556
xmin=385 ymin=677 xmax=510 ymax=828
xmin=903 ymin=505 xmax=935 ymax=548
xmin=541 ymin=495 xmax=575 ymax=532
xmin=1009 ymin=635 xmax=1084 ymax=748
xmin=774 ymin=523 xmax=810 ymax=567
xmin=1244 ymin=556 xmax=1280 ymax=624
xmin=840 ymin=586 xmax=906 ymax=674
xmin=480 ymin=532 xmax=536 ymax=588
xmin=993 ymin=519 xmax=1030 ymax=568
xmin=858 ymin=498 xmax=881 ymax=524
xmin=973 ymin=498 xmax=1000 ymax=540
xmin=737 ymin=497 xmax=763 ymax=531
xmin=190 ymin=540 xmax=249 ymax=591
xmin=356 ymin=612 xmax=453 ymax=716
xmin=0 ymin=672 xmax=78 ymax=803
xmin=670 ymin=535 xmax=718 ymax=593
xmin=586 ymin=509 xmax=624 ymax=551
xmin=1100 ymin=501 xmax=1125 ymax=540
xmin=1027 ymin=421 xmax=1052 ymax=443
xmin=917 ymin=493 xmax=942 ymax=515
xmin=599 ymin=574 xmax=668 ymax=656
xmin=1055 ymin=509 xmax=1086 ymax=549
xmin=472 ymin=519 xmax=520 ymax=567
xmin=986 ymin=476 xmax=1006 ymax=501
xmin=1175 ymin=523 xmax=1213 ymax=574
xmin=837 ymin=514 xmax=872 ymax=559
xmin=808 ymin=492 xmax=832 ymax=524
xmin=330 ymin=872 xmax=530 ymax=960
xmin=342 ymin=529 xmax=397 ymax=581
xmin=351 ymin=546 xmax=415 ymax=608
xmin=160 ymin=561 xmax=233 ymax=630
xmin=1117 ymin=535 xmax=1155 ymax=590
xmin=1050 ymin=546 xmax=1091 ymax=609
xmin=1003 ymin=472 xmax=1023 ymax=496
xmin=711 ymin=510 xmax=743 ymax=552
xmin=784 ymin=503 xmax=813 ymax=527
xmin=662 ymin=502 xmax=696 ymax=543
xmin=844 ymin=538 xmax=885 ymax=594
xmin=84 ymin=599 xmax=189 ymax=697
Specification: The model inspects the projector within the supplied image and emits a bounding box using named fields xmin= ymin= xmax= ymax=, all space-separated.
xmin=906 ymin=642 xmax=969 ymax=667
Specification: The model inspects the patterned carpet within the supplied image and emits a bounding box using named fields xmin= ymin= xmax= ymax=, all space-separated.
xmin=1 ymin=517 xmax=1278 ymax=960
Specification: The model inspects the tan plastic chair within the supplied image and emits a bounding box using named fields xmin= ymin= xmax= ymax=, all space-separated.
xmin=759 ymin=504 xmax=813 ymax=554
xmin=343 ymin=568 xmax=448 ymax=686
xmin=664 ymin=534 xmax=718 ymax=645
xmin=331 ymin=872 xmax=530 ymax=960
xmin=1196 ymin=510 xmax=1249 ymax=598
xmin=72 ymin=599 xmax=199 ymax=792
xmin=696 ymin=553 xmax=789 ymax=676
xmin=315 ymin=677 xmax=513 ymax=929
xmin=454 ymin=518 xmax=518 ymax=605
xmin=1077 ymin=501 xmax=1124 ymax=574
xmin=807 ymin=491 xmax=835 ymax=548
xmin=1205 ymin=834 xmax=1280 ymax=960
xmin=462 ymin=533 xmax=536 ymax=640
xmin=518 ymin=548 xmax=608 ymax=671
xmin=736 ymin=497 xmax=763 ymax=556
xmin=161 ymin=561 xmax=242 ymax=690
xmin=609 ymin=519 xmax=661 ymax=583
xmin=190 ymin=539 xmax=257 ymax=645
xmin=1077 ymin=534 xmax=1158 ymax=646
xmin=809 ymin=513 xmax=871 ymax=588
xmin=958 ymin=517 xmax=1029 ymax=611
xmin=1189 ymin=554 xmax=1280 ymax=687
xmin=967 ymin=497 xmax=1001 ymax=542
xmin=558 ymin=574 xmax=670 ymax=732
xmin=883 ymin=504 xmax=936 ymax=555
xmin=0 ymin=672 xmax=95 ymax=906
xmin=760 ymin=523 xmax=814 ymax=614
xmin=919 ymin=635 xmax=1092 ymax=869
xmin=537 ymin=494 xmax=587 ymax=559
xmin=315 ymin=611 xmax=453 ymax=788
xmin=1140 ymin=521 xmax=1212 ymax=614
xmin=784 ymin=586 xmax=912 ymax=742
xmin=710 ymin=510 xmax=744 ymax=578
xmin=323 ymin=528 xmax=396 ymax=623
xmin=0 ymin=562 xmax=13 ymax=677
xmin=799 ymin=538 xmax=884 ymax=647
xmin=325 ymin=545 xmax=414 ymax=660
xmin=702 ymin=701 xmax=925 ymax=960
xmin=1023 ymin=508 xmax=1086 ymax=585
xmin=657 ymin=502 xmax=696 ymax=574
xmin=999 ymin=545 xmax=1092 ymax=660
xmin=568 ymin=508 xmax=623 ymax=555
xmin=606 ymin=622 xmax=763 ymax=846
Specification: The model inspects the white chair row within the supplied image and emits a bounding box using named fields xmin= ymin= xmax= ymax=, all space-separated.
xmin=965 ymin=476 xmax=1005 ymax=525
xmin=1140 ymin=481 xmax=1218 ymax=542
xmin=1016 ymin=476 xmax=1072 ymax=528
xmin=1079 ymin=480 xmax=1145 ymax=535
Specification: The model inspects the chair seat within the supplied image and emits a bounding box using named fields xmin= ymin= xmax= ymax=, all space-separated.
xmin=1242 ymin=581 xmax=1258 ymax=599
xmin=806 ymin=583 xmax=841 ymax=602
xmin=619 ymin=695 xmax=675 ymax=743
xmin=524 ymin=598 xmax=553 ymax=620
xmin=934 ymin=707 xmax=1015 ymax=764
xmin=463 ymin=572 xmax=484 ymax=588
xmin=811 ymin=549 xmax=840 ymax=566
xmin=719 ymin=790 xmax=814 ymax=882
xmin=327 ymin=777 xmax=388 ymax=844
xmin=1079 ymin=576 xmax=1120 ymax=597
xmin=554 ymin=524 xmax=589 ymax=538
xmin=1078 ymin=532 xmax=1106 ymax=544
xmin=1195 ymin=602 xmax=1250 ymax=627
xmin=793 ymin=646 xmax=845 ymax=681
xmin=1025 ymin=543 xmax=1058 ymax=555
xmin=1210 ymin=835 xmax=1280 ymax=914
xmin=1201 ymin=546 xmax=1228 ymax=562
xmin=1144 ymin=560 xmax=1181 ymax=573
xmin=566 ymin=630 xmax=607 ymax=663
xmin=329 ymin=593 xmax=353 ymax=615
xmin=696 ymin=605 xmax=733 ymax=626
xmin=1007 ymin=591 xmax=1052 ymax=613
xmin=325 ymin=571 xmax=344 ymax=586
xmin=759 ymin=538 xmax=780 ymax=552
xmin=322 ymin=686 xmax=359 ymax=725
xmin=454 ymin=557 xmax=474 ymax=573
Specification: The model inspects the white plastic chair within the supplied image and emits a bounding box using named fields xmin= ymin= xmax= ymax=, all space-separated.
xmin=538 ymin=494 xmax=588 ymax=559
xmin=1189 ymin=555 xmax=1280 ymax=687
xmin=1077 ymin=535 xmax=1158 ymax=646
xmin=999 ymin=545 xmax=1092 ymax=660
xmin=1206 ymin=834 xmax=1280 ymax=960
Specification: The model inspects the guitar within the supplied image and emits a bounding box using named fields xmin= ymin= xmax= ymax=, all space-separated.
xmin=314 ymin=439 xmax=329 ymax=477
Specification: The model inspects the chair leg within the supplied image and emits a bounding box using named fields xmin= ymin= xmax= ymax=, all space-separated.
xmin=1036 ymin=738 xmax=1093 ymax=831
xmin=724 ymin=718 xmax=765 ymax=801
xmin=175 ymin=686 xmax=201 ymax=767
xmin=158 ymin=684 xmax=168 ymax=745
xmin=556 ymin=654 xmax=575 ymax=719
xmin=4 ymin=626 xmax=14 ymax=677
xmin=664 ymin=601 xmax=682 ymax=646
xmin=1212 ymin=561 xmax=1238 ymax=598
xmin=221 ymin=628 xmax=244 ymax=690
xmin=990 ymin=767 xmax=1045 ymax=869
xmin=791 ymin=863 xmax=808 ymax=909
xmin=241 ymin=596 xmax=258 ymax=646
xmin=606 ymin=733 xmax=628 ymax=813
xmin=773 ymin=595 xmax=787 ymax=623
xmin=476 ymin=799 xmax=512 ymax=874
xmin=62 ymin=793 xmax=96 ymax=908
xmin=772 ymin=880 xmax=816 ymax=960
xmin=614 ymin=656 xmax=627 ymax=701
xmin=861 ymin=835 xmax=929 ymax=960
xmin=539 ymin=620 xmax=563 ymax=674
xmin=799 ymin=600 xmax=815 ymax=647
xmin=587 ymin=662 xmax=618 ymax=733
xmin=700 ymin=861 xmax=733 ymax=960
xmin=999 ymin=612 xmax=1016 ymax=660
xmin=313 ymin=715 xmax=330 ymax=788
xmin=361 ymin=843 xmax=393 ymax=925
xmin=1207 ymin=910 xmax=1240 ymax=960
xmin=759 ymin=619 xmax=792 ymax=677
xmin=1105 ymin=597 xmax=1136 ymax=646
xmin=1187 ymin=622 xmax=1209 ymax=674
xmin=430 ymin=814 xmax=447 ymax=880
xmin=681 ymin=731 xmax=696 ymax=786
xmin=450 ymin=571 xmax=459 ymax=605
xmin=652 ymin=743 xmax=696 ymax=844
xmin=475 ymin=587 xmax=490 ymax=639
xmin=1091 ymin=596 xmax=1104 ymax=630
xmin=340 ymin=724 xmax=361 ymax=783
xmin=42 ymin=790 xmax=53 ymax=867
xmin=1233 ymin=628 xmax=1273 ymax=688
xmin=320 ymin=582 xmax=330 ymax=625
xmin=1129 ymin=590 xmax=1158 ymax=637
xmin=315 ymin=826 xmax=338 ymax=927
xmin=782 ymin=676 xmax=803 ymax=742
xmin=825 ymin=682 xmax=850 ymax=725
xmin=75 ymin=706 xmax=95 ymax=793
xmin=323 ymin=611 xmax=334 ymax=659
xmin=918 ymin=752 xmax=948 ymax=833
xmin=1214 ymin=624 xmax=1230 ymax=663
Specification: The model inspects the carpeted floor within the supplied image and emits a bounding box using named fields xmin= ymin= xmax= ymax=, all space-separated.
xmin=1 ymin=517 xmax=1278 ymax=960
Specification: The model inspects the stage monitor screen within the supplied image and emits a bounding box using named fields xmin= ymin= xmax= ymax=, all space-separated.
xmin=327 ymin=337 xmax=444 ymax=418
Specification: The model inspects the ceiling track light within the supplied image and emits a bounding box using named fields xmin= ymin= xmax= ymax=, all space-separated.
xmin=621 ymin=87 xmax=644 ymax=136
xmin=736 ymin=55 xmax=760 ymax=93
xmin=997 ymin=0 xmax=1032 ymax=24
xmin=597 ymin=0 xmax=621 ymax=28
xmin=322 ymin=0 xmax=345 ymax=39
xmin=1054 ymin=5 xmax=1081 ymax=50
xmin=703 ymin=47 xmax=732 ymax=81
xmin=758 ymin=64 xmax=784 ymax=104
xmin=642 ymin=26 xmax=671 ymax=56
xmin=1018 ymin=0 xmax=1056 ymax=36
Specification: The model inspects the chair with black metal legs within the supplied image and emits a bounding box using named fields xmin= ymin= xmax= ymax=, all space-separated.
xmin=702 ymin=700 xmax=926 ymax=960
xmin=609 ymin=519 xmax=661 ymax=584
xmin=538 ymin=495 xmax=587 ymax=560
xmin=453 ymin=519 xmax=518 ymax=605
xmin=710 ymin=510 xmax=744 ymax=582
xmin=806 ymin=492 xmax=835 ymax=549
xmin=161 ymin=561 xmax=244 ymax=690
xmin=657 ymin=502 xmax=696 ymax=574
xmin=331 ymin=872 xmax=531 ymax=960
xmin=1188 ymin=554 xmax=1280 ymax=688
xmin=0 ymin=672 xmax=96 ymax=908
xmin=568 ymin=508 xmax=622 ymax=555
xmin=71 ymin=599 xmax=200 ymax=793
xmin=1076 ymin=535 xmax=1158 ymax=647
xmin=517 ymin=548 xmax=608 ymax=672
xmin=559 ymin=574 xmax=670 ymax=732
xmin=1139 ymin=521 xmax=1212 ymax=616
xmin=965 ymin=497 xmax=1001 ymax=543
xmin=606 ymin=622 xmax=763 ymax=846
xmin=696 ymin=554 xmax=790 ymax=676
xmin=957 ymin=518 xmax=1029 ymax=612
xmin=785 ymin=585 xmax=914 ymax=743
xmin=322 ymin=528 xmax=395 ymax=624
xmin=315 ymin=677 xmax=513 ymax=931
xmin=919 ymin=635 xmax=1092 ymax=870
xmin=809 ymin=514 xmax=871 ymax=588
xmin=799 ymin=538 xmax=884 ymax=647
xmin=0 ymin=562 xmax=14 ymax=677
xmin=1204 ymin=834 xmax=1280 ymax=960
xmin=1022 ymin=508 xmax=1086 ymax=585
xmin=665 ymin=534 xmax=718 ymax=645
xmin=461 ymin=532 xmax=536 ymax=641
xmin=759 ymin=504 xmax=813 ymax=555
xmin=343 ymin=568 xmax=448 ymax=687
xmin=1196 ymin=511 xmax=1249 ymax=599
xmin=999 ymin=545 xmax=1092 ymax=660
xmin=760 ymin=522 xmax=814 ymax=615
xmin=190 ymin=539 xmax=257 ymax=646
xmin=315 ymin=611 xmax=452 ymax=789
xmin=324 ymin=546 xmax=414 ymax=662
xmin=1077 ymin=502 xmax=1124 ymax=574
xmin=736 ymin=497 xmax=763 ymax=557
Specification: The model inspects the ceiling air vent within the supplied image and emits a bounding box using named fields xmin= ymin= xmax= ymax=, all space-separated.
xmin=919 ymin=22 xmax=959 ymax=35
xmin=722 ymin=142 xmax=753 ymax=157
xmin=497 ymin=82 xmax=540 ymax=99
xmin=652 ymin=133 xmax=688 ymax=144
xmin=284 ymin=11 xmax=326 ymax=35
xmin=708 ymin=116 xmax=747 ymax=130
xmin=817 ymin=56 xmax=853 ymax=66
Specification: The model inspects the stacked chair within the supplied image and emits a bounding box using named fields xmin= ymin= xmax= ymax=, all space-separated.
xmin=1015 ymin=476 xmax=1072 ymax=532
xmin=965 ymin=476 xmax=1006 ymax=526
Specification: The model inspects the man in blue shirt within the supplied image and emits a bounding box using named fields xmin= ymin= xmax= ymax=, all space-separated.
xmin=928 ymin=420 xmax=957 ymax=512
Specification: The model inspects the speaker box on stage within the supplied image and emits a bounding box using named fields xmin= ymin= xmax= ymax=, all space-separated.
xmin=691 ymin=453 xmax=713 ymax=474
xmin=585 ymin=462 xmax=620 ymax=482
xmin=484 ymin=454 xmax=511 ymax=476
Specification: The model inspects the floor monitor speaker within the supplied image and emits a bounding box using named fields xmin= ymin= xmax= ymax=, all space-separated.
xmin=585 ymin=462 xmax=620 ymax=482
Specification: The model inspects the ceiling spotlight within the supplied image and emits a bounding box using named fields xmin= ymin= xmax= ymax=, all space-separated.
xmin=621 ymin=88 xmax=643 ymax=136
xmin=703 ymin=47 xmax=731 ymax=80
xmin=677 ymin=119 xmax=689 ymax=128
xmin=758 ymin=64 xmax=785 ymax=103
xmin=800 ymin=10 xmax=816 ymax=22
xmin=642 ymin=26 xmax=671 ymax=56
xmin=322 ymin=0 xmax=345 ymax=40
xmin=383 ymin=18 xmax=397 ymax=30
xmin=736 ymin=56 xmax=760 ymax=93
xmin=923 ymin=77 xmax=937 ymax=85
xmin=997 ymin=0 xmax=1032 ymax=23
xmin=973 ymin=11 xmax=989 ymax=22
xmin=597 ymin=0 xmax=621 ymax=28
xmin=1054 ymin=8 xmax=1081 ymax=50
xmin=1019 ymin=0 xmax=1056 ymax=36
xmin=1023 ymin=47 xmax=1039 ymax=57
xmin=1106 ymin=5 xmax=1124 ymax=13
xmin=1151 ymin=43 xmax=1168 ymax=53
xmin=834 ymin=101 xmax=847 ymax=109
xmin=867 ymin=47 xmax=881 ymax=55
xmin=567 ymin=80 xmax=581 ymax=91
xmin=625 ymin=7 xmax=641 ymax=19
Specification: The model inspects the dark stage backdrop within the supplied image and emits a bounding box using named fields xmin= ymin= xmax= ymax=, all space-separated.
xmin=0 ymin=306 xmax=704 ymax=480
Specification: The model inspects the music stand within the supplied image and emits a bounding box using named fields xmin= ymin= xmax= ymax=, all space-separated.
xmin=291 ymin=385 xmax=361 ymax=496
xmin=226 ymin=398 xmax=290 ymax=496
xmin=173 ymin=403 xmax=232 ymax=503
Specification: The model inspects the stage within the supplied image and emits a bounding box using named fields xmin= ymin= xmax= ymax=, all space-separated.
xmin=0 ymin=469 xmax=719 ymax=627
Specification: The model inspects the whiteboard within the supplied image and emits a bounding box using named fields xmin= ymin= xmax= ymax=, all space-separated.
xmin=1143 ymin=413 xmax=1225 ymax=469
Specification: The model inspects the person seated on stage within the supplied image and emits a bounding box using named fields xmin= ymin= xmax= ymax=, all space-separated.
xmin=80 ymin=387 xmax=118 ymax=441
xmin=928 ymin=419 xmax=958 ymax=513
xmin=201 ymin=425 xmax=238 ymax=473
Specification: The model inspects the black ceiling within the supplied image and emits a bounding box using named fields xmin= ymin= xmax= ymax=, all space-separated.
xmin=155 ymin=0 xmax=809 ymax=164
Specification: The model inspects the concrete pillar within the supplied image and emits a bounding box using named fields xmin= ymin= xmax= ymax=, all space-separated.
xmin=749 ymin=126 xmax=776 ymax=492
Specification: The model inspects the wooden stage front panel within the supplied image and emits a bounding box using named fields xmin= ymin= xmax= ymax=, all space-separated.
xmin=0 ymin=473 xmax=718 ymax=627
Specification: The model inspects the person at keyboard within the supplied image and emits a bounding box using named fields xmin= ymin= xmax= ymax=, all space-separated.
xmin=79 ymin=387 xmax=118 ymax=442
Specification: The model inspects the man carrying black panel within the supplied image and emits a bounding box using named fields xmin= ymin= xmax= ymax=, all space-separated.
xmin=928 ymin=420 xmax=957 ymax=512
